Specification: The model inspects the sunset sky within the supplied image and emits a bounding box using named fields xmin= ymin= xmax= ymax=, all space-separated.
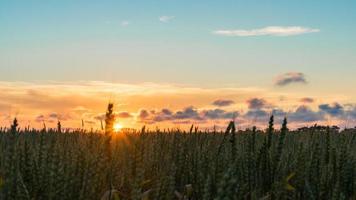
xmin=1 ymin=0 xmax=356 ymax=130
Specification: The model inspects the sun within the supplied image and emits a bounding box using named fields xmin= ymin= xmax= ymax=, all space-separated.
xmin=113 ymin=123 xmax=123 ymax=132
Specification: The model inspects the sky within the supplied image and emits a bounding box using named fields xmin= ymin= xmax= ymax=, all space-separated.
xmin=0 ymin=0 xmax=356 ymax=130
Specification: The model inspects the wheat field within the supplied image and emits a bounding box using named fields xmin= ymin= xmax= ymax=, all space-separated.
xmin=0 ymin=112 xmax=355 ymax=200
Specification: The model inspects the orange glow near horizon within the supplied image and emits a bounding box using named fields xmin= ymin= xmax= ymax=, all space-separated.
xmin=0 ymin=81 xmax=354 ymax=130
xmin=113 ymin=123 xmax=123 ymax=132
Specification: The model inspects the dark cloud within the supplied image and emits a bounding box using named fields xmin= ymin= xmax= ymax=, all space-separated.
xmin=202 ymin=109 xmax=238 ymax=119
xmin=247 ymin=98 xmax=267 ymax=109
xmin=289 ymin=105 xmax=324 ymax=122
xmin=152 ymin=109 xmax=174 ymax=122
xmin=300 ymin=97 xmax=314 ymax=103
xmin=138 ymin=109 xmax=150 ymax=120
xmin=242 ymin=108 xmax=287 ymax=124
xmin=274 ymin=72 xmax=307 ymax=86
xmin=244 ymin=109 xmax=269 ymax=119
xmin=174 ymin=106 xmax=202 ymax=120
xmin=212 ymin=99 xmax=235 ymax=107
xmin=318 ymin=103 xmax=344 ymax=117
xmin=134 ymin=102 xmax=356 ymax=126
xmin=161 ymin=108 xmax=173 ymax=115
xmin=243 ymin=105 xmax=324 ymax=124
xmin=137 ymin=107 xmax=239 ymax=124
xmin=271 ymin=109 xmax=287 ymax=118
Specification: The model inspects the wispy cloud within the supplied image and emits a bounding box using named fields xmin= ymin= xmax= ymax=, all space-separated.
xmin=274 ymin=72 xmax=307 ymax=86
xmin=120 ymin=20 xmax=130 ymax=26
xmin=213 ymin=26 xmax=319 ymax=37
xmin=159 ymin=16 xmax=175 ymax=23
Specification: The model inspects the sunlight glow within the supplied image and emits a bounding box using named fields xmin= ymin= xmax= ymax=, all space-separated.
xmin=114 ymin=123 xmax=123 ymax=132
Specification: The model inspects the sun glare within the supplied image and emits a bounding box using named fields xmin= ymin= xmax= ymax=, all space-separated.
xmin=114 ymin=123 xmax=123 ymax=132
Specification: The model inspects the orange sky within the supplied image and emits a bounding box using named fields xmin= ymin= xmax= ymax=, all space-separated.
xmin=1 ymin=81 xmax=355 ymax=131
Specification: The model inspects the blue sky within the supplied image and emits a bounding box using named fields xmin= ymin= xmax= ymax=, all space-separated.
xmin=1 ymin=0 xmax=356 ymax=128
xmin=1 ymin=0 xmax=355 ymax=86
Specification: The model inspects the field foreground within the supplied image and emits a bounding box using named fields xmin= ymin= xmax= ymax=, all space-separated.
xmin=0 ymin=120 xmax=355 ymax=200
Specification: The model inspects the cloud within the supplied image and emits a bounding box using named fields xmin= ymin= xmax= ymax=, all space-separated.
xmin=244 ymin=109 xmax=269 ymax=119
xmin=242 ymin=105 xmax=324 ymax=125
xmin=161 ymin=108 xmax=173 ymax=115
xmin=152 ymin=110 xmax=174 ymax=122
xmin=138 ymin=109 xmax=150 ymax=120
xmin=35 ymin=112 xmax=71 ymax=123
xmin=345 ymin=106 xmax=356 ymax=119
xmin=2 ymin=81 xmax=356 ymax=129
xmin=117 ymin=111 xmax=133 ymax=118
xmin=213 ymin=26 xmax=319 ymax=37
xmin=274 ymin=72 xmax=307 ymax=86
xmin=319 ymin=103 xmax=344 ymax=117
xmin=212 ymin=99 xmax=235 ymax=107
xmin=134 ymin=104 xmax=332 ymax=126
xmin=243 ymin=107 xmax=288 ymax=124
xmin=137 ymin=107 xmax=239 ymax=124
xmin=148 ymin=107 xmax=204 ymax=123
xmin=159 ymin=16 xmax=174 ymax=23
xmin=120 ymin=20 xmax=130 ymax=26
xmin=202 ymin=109 xmax=238 ymax=120
xmin=247 ymin=98 xmax=267 ymax=109
xmin=288 ymin=105 xmax=324 ymax=122
xmin=300 ymin=97 xmax=314 ymax=103
xmin=174 ymin=106 xmax=202 ymax=120
xmin=272 ymin=109 xmax=287 ymax=118
xmin=0 ymin=81 xmax=268 ymax=129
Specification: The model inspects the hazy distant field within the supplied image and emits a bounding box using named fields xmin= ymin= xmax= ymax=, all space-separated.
xmin=0 ymin=115 xmax=355 ymax=200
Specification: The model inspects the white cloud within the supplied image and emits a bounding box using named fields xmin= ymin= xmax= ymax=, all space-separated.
xmin=159 ymin=16 xmax=175 ymax=23
xmin=213 ymin=26 xmax=320 ymax=37
xmin=120 ymin=20 xmax=130 ymax=27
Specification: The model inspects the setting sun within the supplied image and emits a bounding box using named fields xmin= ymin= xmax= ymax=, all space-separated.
xmin=113 ymin=123 xmax=123 ymax=132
